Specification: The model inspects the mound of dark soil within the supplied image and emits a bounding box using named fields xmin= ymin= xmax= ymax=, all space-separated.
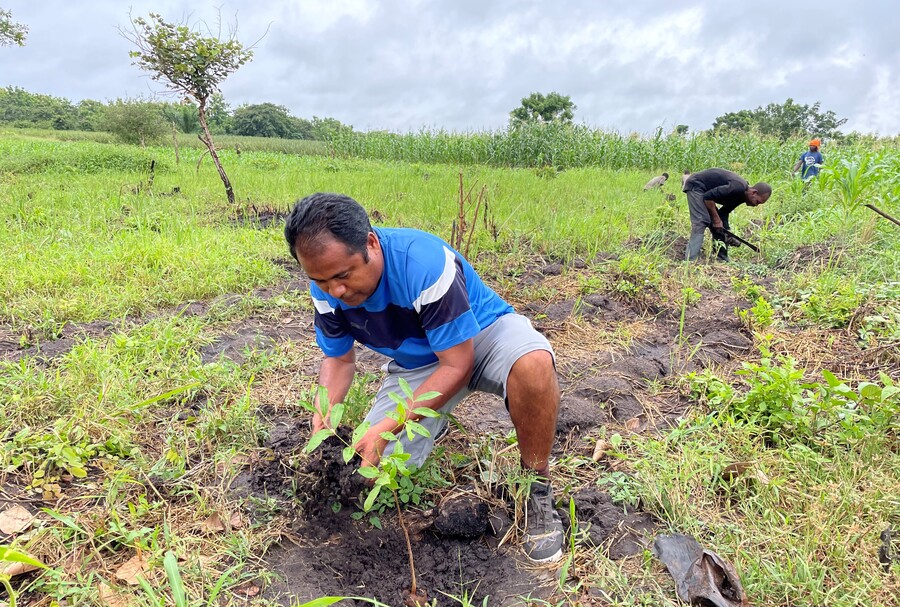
xmin=573 ymin=486 xmax=658 ymax=560
xmin=433 ymin=494 xmax=490 ymax=538
xmin=302 ymin=429 xmax=370 ymax=515
xmin=265 ymin=505 xmax=551 ymax=607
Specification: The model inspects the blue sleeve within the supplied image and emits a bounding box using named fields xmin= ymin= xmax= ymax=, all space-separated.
xmin=405 ymin=239 xmax=480 ymax=352
xmin=310 ymin=284 xmax=354 ymax=357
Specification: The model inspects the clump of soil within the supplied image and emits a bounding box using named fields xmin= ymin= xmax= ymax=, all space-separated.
xmin=572 ymin=486 xmax=658 ymax=559
xmin=302 ymin=428 xmax=369 ymax=516
xmin=433 ymin=494 xmax=490 ymax=538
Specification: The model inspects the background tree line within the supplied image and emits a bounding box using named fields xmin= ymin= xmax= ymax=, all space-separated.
xmin=0 ymin=86 xmax=352 ymax=144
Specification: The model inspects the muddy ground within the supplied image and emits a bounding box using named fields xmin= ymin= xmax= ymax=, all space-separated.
xmin=4 ymin=244 xmax=894 ymax=606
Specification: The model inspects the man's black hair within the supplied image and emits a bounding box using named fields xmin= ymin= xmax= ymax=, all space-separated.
xmin=752 ymin=182 xmax=772 ymax=197
xmin=284 ymin=193 xmax=372 ymax=261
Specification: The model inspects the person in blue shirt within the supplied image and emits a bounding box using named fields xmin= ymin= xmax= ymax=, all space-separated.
xmin=792 ymin=138 xmax=824 ymax=180
xmin=284 ymin=192 xmax=564 ymax=563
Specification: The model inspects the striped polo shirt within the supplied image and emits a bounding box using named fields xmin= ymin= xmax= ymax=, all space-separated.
xmin=311 ymin=227 xmax=513 ymax=369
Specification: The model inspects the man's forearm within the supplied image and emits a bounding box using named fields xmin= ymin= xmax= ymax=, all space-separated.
xmin=704 ymin=200 xmax=723 ymax=226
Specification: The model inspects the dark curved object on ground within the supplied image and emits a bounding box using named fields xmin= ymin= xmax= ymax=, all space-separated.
xmin=653 ymin=533 xmax=749 ymax=607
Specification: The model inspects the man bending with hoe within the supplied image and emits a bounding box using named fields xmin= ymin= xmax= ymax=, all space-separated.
xmin=284 ymin=193 xmax=564 ymax=563
xmin=682 ymin=168 xmax=771 ymax=262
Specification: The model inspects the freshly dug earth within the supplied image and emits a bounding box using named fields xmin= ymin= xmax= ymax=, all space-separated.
xmin=260 ymin=431 xmax=553 ymax=607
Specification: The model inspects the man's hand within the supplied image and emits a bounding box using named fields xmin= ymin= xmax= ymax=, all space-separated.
xmin=724 ymin=234 xmax=742 ymax=247
xmin=711 ymin=226 xmax=727 ymax=241
xmin=354 ymin=419 xmax=394 ymax=468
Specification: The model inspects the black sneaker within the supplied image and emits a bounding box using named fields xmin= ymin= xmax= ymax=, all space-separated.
xmin=433 ymin=420 xmax=450 ymax=442
xmin=523 ymin=481 xmax=564 ymax=563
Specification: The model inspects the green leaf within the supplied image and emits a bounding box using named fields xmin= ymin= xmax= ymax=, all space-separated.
xmin=304 ymin=429 xmax=334 ymax=453
xmin=379 ymin=432 xmax=397 ymax=442
xmin=68 ymin=465 xmax=88 ymax=479
xmin=329 ymin=403 xmax=345 ymax=429
xmin=357 ymin=466 xmax=380 ymax=479
xmin=407 ymin=421 xmax=430 ymax=438
xmin=163 ymin=551 xmax=187 ymax=607
xmin=398 ymin=378 xmax=415 ymax=400
xmin=369 ymin=515 xmax=382 ymax=529
xmin=294 ymin=599 xmax=351 ymax=607
xmin=0 ymin=547 xmax=46 ymax=569
xmin=351 ymin=421 xmax=371 ymax=446
xmin=342 ymin=446 xmax=356 ymax=464
xmin=364 ymin=486 xmax=382 ymax=511
xmin=858 ymin=383 xmax=882 ymax=400
xmin=414 ymin=391 xmax=441 ymax=403
xmin=881 ymin=386 xmax=899 ymax=399
xmin=412 ymin=407 xmax=440 ymax=418
xmin=821 ymin=369 xmax=840 ymax=387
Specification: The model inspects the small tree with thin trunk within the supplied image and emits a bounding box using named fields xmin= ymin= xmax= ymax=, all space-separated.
xmin=123 ymin=12 xmax=253 ymax=204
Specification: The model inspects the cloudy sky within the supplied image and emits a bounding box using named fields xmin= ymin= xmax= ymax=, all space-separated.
xmin=2 ymin=1 xmax=897 ymax=135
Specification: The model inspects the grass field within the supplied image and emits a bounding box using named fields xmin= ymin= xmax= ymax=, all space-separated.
xmin=0 ymin=128 xmax=897 ymax=607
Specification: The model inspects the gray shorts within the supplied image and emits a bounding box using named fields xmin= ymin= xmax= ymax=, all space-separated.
xmin=364 ymin=313 xmax=554 ymax=467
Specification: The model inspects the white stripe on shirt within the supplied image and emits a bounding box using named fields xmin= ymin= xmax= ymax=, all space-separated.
xmin=312 ymin=297 xmax=335 ymax=315
xmin=413 ymin=247 xmax=457 ymax=313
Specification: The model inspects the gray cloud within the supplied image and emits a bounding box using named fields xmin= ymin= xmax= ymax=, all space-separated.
xmin=2 ymin=0 xmax=897 ymax=134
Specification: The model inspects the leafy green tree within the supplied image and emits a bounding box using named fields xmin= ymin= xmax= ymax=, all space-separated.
xmin=206 ymin=92 xmax=232 ymax=134
xmin=510 ymin=91 xmax=576 ymax=126
xmin=75 ymin=99 xmax=106 ymax=131
xmin=123 ymin=12 xmax=254 ymax=204
xmin=102 ymin=99 xmax=168 ymax=145
xmin=712 ymin=98 xmax=847 ymax=140
xmin=162 ymin=102 xmax=201 ymax=133
xmin=0 ymin=8 xmax=27 ymax=46
xmin=0 ymin=87 xmax=78 ymax=129
xmin=674 ymin=124 xmax=689 ymax=136
xmin=231 ymin=102 xmax=309 ymax=138
xmin=310 ymin=115 xmax=353 ymax=141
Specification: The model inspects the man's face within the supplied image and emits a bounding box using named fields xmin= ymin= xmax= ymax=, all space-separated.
xmin=746 ymin=189 xmax=770 ymax=207
xmin=297 ymin=233 xmax=383 ymax=307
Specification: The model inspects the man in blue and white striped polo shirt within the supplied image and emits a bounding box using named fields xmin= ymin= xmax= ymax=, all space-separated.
xmin=284 ymin=192 xmax=563 ymax=563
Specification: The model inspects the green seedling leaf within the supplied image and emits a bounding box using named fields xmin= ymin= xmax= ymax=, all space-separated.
xmin=388 ymin=391 xmax=407 ymax=407
xmin=882 ymin=386 xmax=899 ymax=399
xmin=329 ymin=403 xmax=345 ymax=429
xmin=858 ymin=383 xmax=882 ymax=400
xmin=364 ymin=486 xmax=383 ymax=511
xmin=398 ymin=378 xmax=415 ymax=400
xmin=369 ymin=515 xmax=382 ymax=529
xmin=412 ymin=407 xmax=440 ymax=418
xmin=342 ymin=446 xmax=356 ymax=464
xmin=68 ymin=465 xmax=88 ymax=478
xmin=163 ymin=551 xmax=187 ymax=607
xmin=331 ymin=502 xmax=342 ymax=514
xmin=357 ymin=466 xmax=380 ymax=479
xmin=379 ymin=431 xmax=398 ymax=442
xmin=406 ymin=421 xmax=430 ymax=438
xmin=304 ymin=429 xmax=334 ymax=453
xmin=293 ymin=598 xmax=348 ymax=607
xmin=414 ymin=391 xmax=441 ymax=403
xmin=351 ymin=421 xmax=371 ymax=446
xmin=822 ymin=369 xmax=840 ymax=387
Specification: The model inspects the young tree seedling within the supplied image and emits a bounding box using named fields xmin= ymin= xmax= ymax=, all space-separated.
xmin=301 ymin=379 xmax=442 ymax=606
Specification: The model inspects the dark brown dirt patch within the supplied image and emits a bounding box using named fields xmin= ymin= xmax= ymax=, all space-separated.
xmin=573 ymin=486 xmax=658 ymax=559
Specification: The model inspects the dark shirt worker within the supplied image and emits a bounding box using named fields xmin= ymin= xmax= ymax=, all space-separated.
xmin=682 ymin=168 xmax=771 ymax=262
